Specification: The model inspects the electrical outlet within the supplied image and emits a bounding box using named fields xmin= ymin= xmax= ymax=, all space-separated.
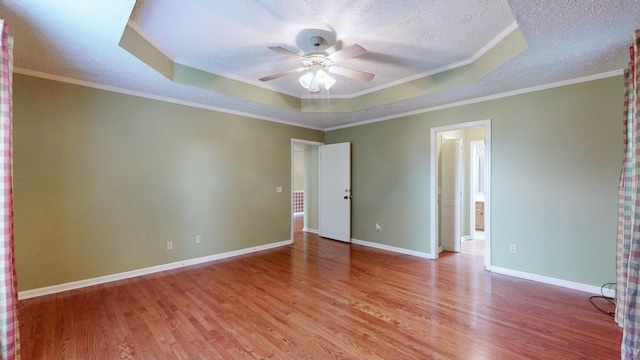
xmin=510 ymin=244 xmax=517 ymax=253
xmin=167 ymin=241 xmax=173 ymax=250
xmin=376 ymin=223 xmax=381 ymax=232
xmin=196 ymin=235 xmax=201 ymax=244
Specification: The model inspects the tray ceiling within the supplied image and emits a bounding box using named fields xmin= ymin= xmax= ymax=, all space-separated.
xmin=2 ymin=0 xmax=639 ymax=129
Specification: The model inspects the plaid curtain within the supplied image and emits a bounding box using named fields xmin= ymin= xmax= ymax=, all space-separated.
xmin=617 ymin=29 xmax=640 ymax=359
xmin=0 ymin=20 xmax=19 ymax=360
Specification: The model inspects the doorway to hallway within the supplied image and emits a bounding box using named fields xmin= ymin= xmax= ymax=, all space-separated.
xmin=430 ymin=120 xmax=491 ymax=269
xmin=290 ymin=139 xmax=322 ymax=239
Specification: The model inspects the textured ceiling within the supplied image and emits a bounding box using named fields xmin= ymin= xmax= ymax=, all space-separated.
xmin=129 ymin=0 xmax=516 ymax=96
xmin=2 ymin=0 xmax=639 ymax=130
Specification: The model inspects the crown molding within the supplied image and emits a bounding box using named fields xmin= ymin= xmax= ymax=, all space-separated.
xmin=310 ymin=22 xmax=521 ymax=100
xmin=325 ymin=69 xmax=624 ymax=131
xmin=14 ymin=67 xmax=324 ymax=131
xmin=14 ymin=66 xmax=622 ymax=133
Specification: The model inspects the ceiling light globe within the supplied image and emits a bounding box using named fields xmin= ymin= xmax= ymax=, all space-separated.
xmin=299 ymin=72 xmax=313 ymax=89
xmin=308 ymin=76 xmax=320 ymax=92
xmin=316 ymin=70 xmax=336 ymax=90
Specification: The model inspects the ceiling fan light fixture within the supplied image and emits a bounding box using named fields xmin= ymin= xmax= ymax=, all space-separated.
xmin=299 ymin=68 xmax=335 ymax=93
xmin=261 ymin=35 xmax=371 ymax=91
xmin=316 ymin=70 xmax=335 ymax=90
xmin=299 ymin=72 xmax=314 ymax=89
xmin=308 ymin=77 xmax=321 ymax=93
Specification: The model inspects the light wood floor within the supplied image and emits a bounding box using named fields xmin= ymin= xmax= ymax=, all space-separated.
xmin=19 ymin=226 xmax=621 ymax=359
xmin=461 ymin=238 xmax=485 ymax=256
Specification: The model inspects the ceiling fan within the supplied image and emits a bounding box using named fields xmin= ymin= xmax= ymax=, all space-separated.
xmin=259 ymin=36 xmax=375 ymax=92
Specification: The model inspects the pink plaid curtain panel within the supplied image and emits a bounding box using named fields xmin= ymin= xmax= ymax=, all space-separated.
xmin=617 ymin=29 xmax=640 ymax=360
xmin=0 ymin=20 xmax=20 ymax=360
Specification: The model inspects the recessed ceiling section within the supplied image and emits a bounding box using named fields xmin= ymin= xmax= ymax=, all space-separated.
xmin=6 ymin=0 xmax=636 ymax=129
xmin=129 ymin=0 xmax=517 ymax=93
xmin=120 ymin=1 xmax=524 ymax=113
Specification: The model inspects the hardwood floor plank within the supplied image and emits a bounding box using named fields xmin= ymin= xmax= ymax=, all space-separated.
xmin=19 ymin=231 xmax=621 ymax=359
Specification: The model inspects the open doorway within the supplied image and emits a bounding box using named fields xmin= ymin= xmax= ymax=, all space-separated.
xmin=292 ymin=143 xmax=305 ymax=233
xmin=469 ymin=140 xmax=486 ymax=241
xmin=430 ymin=120 xmax=491 ymax=269
xmin=290 ymin=139 xmax=323 ymax=240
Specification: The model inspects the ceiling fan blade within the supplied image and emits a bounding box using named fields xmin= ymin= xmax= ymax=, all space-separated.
xmin=327 ymin=44 xmax=368 ymax=63
xmin=268 ymin=46 xmax=303 ymax=59
xmin=259 ymin=67 xmax=305 ymax=82
xmin=329 ymin=66 xmax=375 ymax=82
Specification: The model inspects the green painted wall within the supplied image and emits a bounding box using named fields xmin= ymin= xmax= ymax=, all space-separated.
xmin=13 ymin=72 xmax=623 ymax=292
xmin=13 ymin=74 xmax=323 ymax=291
xmin=327 ymin=76 xmax=623 ymax=287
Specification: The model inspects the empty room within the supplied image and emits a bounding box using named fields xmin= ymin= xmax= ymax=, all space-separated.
xmin=1 ymin=1 xmax=639 ymax=359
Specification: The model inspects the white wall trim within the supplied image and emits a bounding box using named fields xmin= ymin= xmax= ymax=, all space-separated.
xmin=18 ymin=239 xmax=293 ymax=300
xmin=308 ymin=22 xmax=520 ymax=100
xmin=13 ymin=67 xmax=324 ymax=131
xmin=302 ymin=228 xmax=319 ymax=234
xmin=491 ymin=266 xmax=615 ymax=297
xmin=350 ymin=238 xmax=614 ymax=297
xmin=291 ymin=138 xmax=324 ymax=146
xmin=22 ymin=238 xmax=614 ymax=300
xmin=325 ymin=69 xmax=623 ymax=131
xmin=17 ymin=66 xmax=621 ymax=134
xmin=351 ymin=238 xmax=434 ymax=259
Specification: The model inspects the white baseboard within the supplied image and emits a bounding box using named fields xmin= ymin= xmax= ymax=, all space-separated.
xmin=19 ymin=239 xmax=293 ymax=300
xmin=351 ymin=238 xmax=435 ymax=259
xmin=21 ymin=238 xmax=614 ymax=300
xmin=302 ymin=228 xmax=319 ymax=234
xmin=490 ymin=266 xmax=615 ymax=297
xmin=349 ymin=239 xmax=613 ymax=297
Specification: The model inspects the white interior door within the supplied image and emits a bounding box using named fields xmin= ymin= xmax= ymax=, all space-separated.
xmin=441 ymin=137 xmax=461 ymax=252
xmin=319 ymin=142 xmax=351 ymax=242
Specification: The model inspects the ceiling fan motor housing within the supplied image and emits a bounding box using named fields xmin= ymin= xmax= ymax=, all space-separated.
xmin=309 ymin=36 xmax=325 ymax=48
xmin=301 ymin=54 xmax=334 ymax=68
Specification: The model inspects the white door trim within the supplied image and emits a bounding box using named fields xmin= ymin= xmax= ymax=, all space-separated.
xmin=430 ymin=120 xmax=492 ymax=269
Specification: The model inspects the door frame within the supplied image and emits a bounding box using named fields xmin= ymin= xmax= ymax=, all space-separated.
xmin=290 ymin=138 xmax=324 ymax=241
xmin=430 ymin=119 xmax=492 ymax=269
